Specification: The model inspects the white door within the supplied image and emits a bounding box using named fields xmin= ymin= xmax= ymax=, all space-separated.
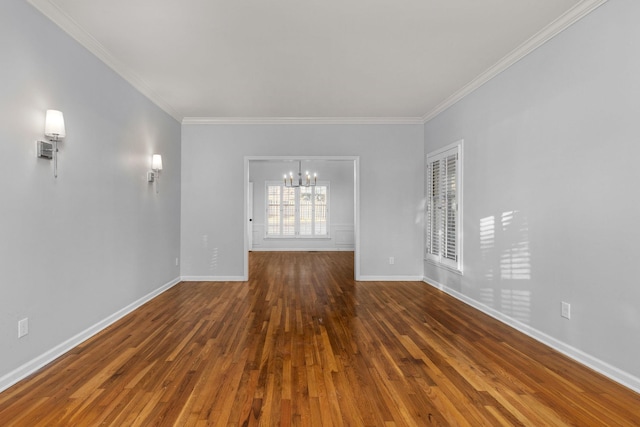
xmin=248 ymin=182 xmax=254 ymax=250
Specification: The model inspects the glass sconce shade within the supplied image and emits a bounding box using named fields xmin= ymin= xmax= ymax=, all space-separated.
xmin=152 ymin=154 xmax=163 ymax=171
xmin=44 ymin=110 xmax=65 ymax=138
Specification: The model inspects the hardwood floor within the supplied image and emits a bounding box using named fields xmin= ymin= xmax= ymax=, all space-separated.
xmin=1 ymin=251 xmax=638 ymax=426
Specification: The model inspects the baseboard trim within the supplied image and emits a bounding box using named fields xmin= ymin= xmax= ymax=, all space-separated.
xmin=423 ymin=276 xmax=640 ymax=394
xmin=180 ymin=276 xmax=247 ymax=282
xmin=250 ymin=248 xmax=355 ymax=252
xmin=0 ymin=276 xmax=182 ymax=394
xmin=358 ymin=275 xmax=423 ymax=282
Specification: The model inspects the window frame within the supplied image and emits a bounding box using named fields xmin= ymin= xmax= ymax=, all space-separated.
xmin=265 ymin=181 xmax=330 ymax=239
xmin=425 ymin=140 xmax=463 ymax=273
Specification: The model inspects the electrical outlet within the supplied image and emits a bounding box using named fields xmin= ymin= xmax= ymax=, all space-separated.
xmin=561 ymin=302 xmax=571 ymax=319
xmin=18 ymin=318 xmax=29 ymax=338
xmin=389 ymin=257 xmax=395 ymax=265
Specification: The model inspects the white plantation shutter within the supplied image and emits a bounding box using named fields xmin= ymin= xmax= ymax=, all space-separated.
xmin=314 ymin=186 xmax=327 ymax=236
xmin=282 ymin=186 xmax=296 ymax=236
xmin=299 ymin=187 xmax=313 ymax=236
xmin=443 ymin=153 xmax=457 ymax=262
xmin=265 ymin=182 xmax=330 ymax=238
xmin=267 ymin=185 xmax=281 ymax=235
xmin=425 ymin=141 xmax=462 ymax=272
xmin=426 ymin=160 xmax=440 ymax=256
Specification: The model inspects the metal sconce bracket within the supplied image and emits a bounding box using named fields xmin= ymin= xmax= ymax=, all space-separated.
xmin=36 ymin=110 xmax=65 ymax=178
xmin=148 ymin=154 xmax=162 ymax=193
xmin=36 ymin=140 xmax=54 ymax=159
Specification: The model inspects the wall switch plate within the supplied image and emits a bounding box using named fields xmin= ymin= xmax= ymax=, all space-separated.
xmin=18 ymin=318 xmax=29 ymax=338
xmin=175 ymin=257 xmax=179 ymax=266
xmin=389 ymin=257 xmax=395 ymax=265
xmin=561 ymin=302 xmax=571 ymax=319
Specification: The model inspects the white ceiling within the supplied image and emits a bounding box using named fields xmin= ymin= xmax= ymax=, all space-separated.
xmin=28 ymin=0 xmax=606 ymax=122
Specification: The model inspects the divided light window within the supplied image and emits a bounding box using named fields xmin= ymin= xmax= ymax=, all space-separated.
xmin=425 ymin=141 xmax=462 ymax=272
xmin=266 ymin=182 xmax=329 ymax=238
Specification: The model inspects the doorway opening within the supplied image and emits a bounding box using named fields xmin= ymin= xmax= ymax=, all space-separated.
xmin=244 ymin=156 xmax=360 ymax=280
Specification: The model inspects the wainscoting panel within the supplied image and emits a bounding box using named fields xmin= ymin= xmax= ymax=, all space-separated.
xmin=251 ymin=223 xmax=354 ymax=251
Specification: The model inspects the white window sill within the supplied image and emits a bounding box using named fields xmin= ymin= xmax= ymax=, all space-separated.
xmin=265 ymin=236 xmax=331 ymax=240
xmin=424 ymin=258 xmax=463 ymax=275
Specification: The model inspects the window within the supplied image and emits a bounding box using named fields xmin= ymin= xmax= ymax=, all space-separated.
xmin=266 ymin=182 xmax=329 ymax=238
xmin=425 ymin=140 xmax=462 ymax=272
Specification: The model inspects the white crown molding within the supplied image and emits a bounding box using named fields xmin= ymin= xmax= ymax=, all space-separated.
xmin=422 ymin=0 xmax=609 ymax=123
xmin=27 ymin=0 xmax=181 ymax=122
xmin=28 ymin=0 xmax=606 ymax=126
xmin=182 ymin=117 xmax=424 ymax=125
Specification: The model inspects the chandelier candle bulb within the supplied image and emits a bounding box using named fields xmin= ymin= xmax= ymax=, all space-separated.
xmin=283 ymin=161 xmax=318 ymax=188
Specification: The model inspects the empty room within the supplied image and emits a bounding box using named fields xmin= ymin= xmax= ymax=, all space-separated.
xmin=1 ymin=0 xmax=639 ymax=425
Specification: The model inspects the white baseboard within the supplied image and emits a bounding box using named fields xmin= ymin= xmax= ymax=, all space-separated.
xmin=0 ymin=276 xmax=182 ymax=394
xmin=250 ymin=248 xmax=354 ymax=252
xmin=180 ymin=276 xmax=246 ymax=282
xmin=423 ymin=276 xmax=640 ymax=394
xmin=358 ymin=275 xmax=423 ymax=282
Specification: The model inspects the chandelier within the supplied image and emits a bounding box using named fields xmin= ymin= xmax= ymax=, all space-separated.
xmin=284 ymin=161 xmax=317 ymax=187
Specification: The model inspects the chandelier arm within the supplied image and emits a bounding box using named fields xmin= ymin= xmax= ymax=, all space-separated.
xmin=283 ymin=160 xmax=317 ymax=187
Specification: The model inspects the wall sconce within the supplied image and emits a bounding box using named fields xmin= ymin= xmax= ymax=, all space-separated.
xmin=147 ymin=154 xmax=163 ymax=193
xmin=36 ymin=110 xmax=66 ymax=178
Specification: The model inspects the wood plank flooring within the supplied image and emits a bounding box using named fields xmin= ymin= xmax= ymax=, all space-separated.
xmin=0 ymin=251 xmax=638 ymax=425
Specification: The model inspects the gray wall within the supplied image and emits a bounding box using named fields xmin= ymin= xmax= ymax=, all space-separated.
xmin=249 ymin=159 xmax=355 ymax=251
xmin=181 ymin=124 xmax=424 ymax=280
xmin=5 ymin=0 xmax=636 ymax=397
xmin=0 ymin=0 xmax=181 ymax=386
xmin=424 ymin=0 xmax=640 ymax=389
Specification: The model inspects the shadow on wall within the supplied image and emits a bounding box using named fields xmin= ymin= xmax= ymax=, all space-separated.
xmin=479 ymin=210 xmax=532 ymax=324
xmin=201 ymin=234 xmax=218 ymax=273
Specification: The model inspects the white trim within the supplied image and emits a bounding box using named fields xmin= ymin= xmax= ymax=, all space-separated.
xmin=182 ymin=117 xmax=423 ymax=125
xmin=180 ymin=276 xmax=246 ymax=282
xmin=250 ymin=223 xmax=354 ymax=249
xmin=358 ymin=275 xmax=423 ymax=282
xmin=251 ymin=248 xmax=353 ymax=252
xmin=264 ymin=180 xmax=331 ymax=239
xmin=244 ymin=159 xmax=250 ymax=281
xmin=425 ymin=140 xmax=463 ymax=273
xmin=27 ymin=0 xmax=181 ymax=122
xmin=424 ymin=259 xmax=463 ymax=275
xmin=354 ymin=157 xmax=360 ymax=280
xmin=425 ymin=139 xmax=463 ymax=159
xmin=29 ymin=0 xmax=606 ymax=125
xmin=423 ymin=276 xmax=640 ymax=394
xmin=246 ymin=156 xmax=361 ymax=281
xmin=0 ymin=276 xmax=181 ymax=394
xmin=262 ymin=237 xmax=332 ymax=241
xmin=422 ymin=0 xmax=609 ymax=123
